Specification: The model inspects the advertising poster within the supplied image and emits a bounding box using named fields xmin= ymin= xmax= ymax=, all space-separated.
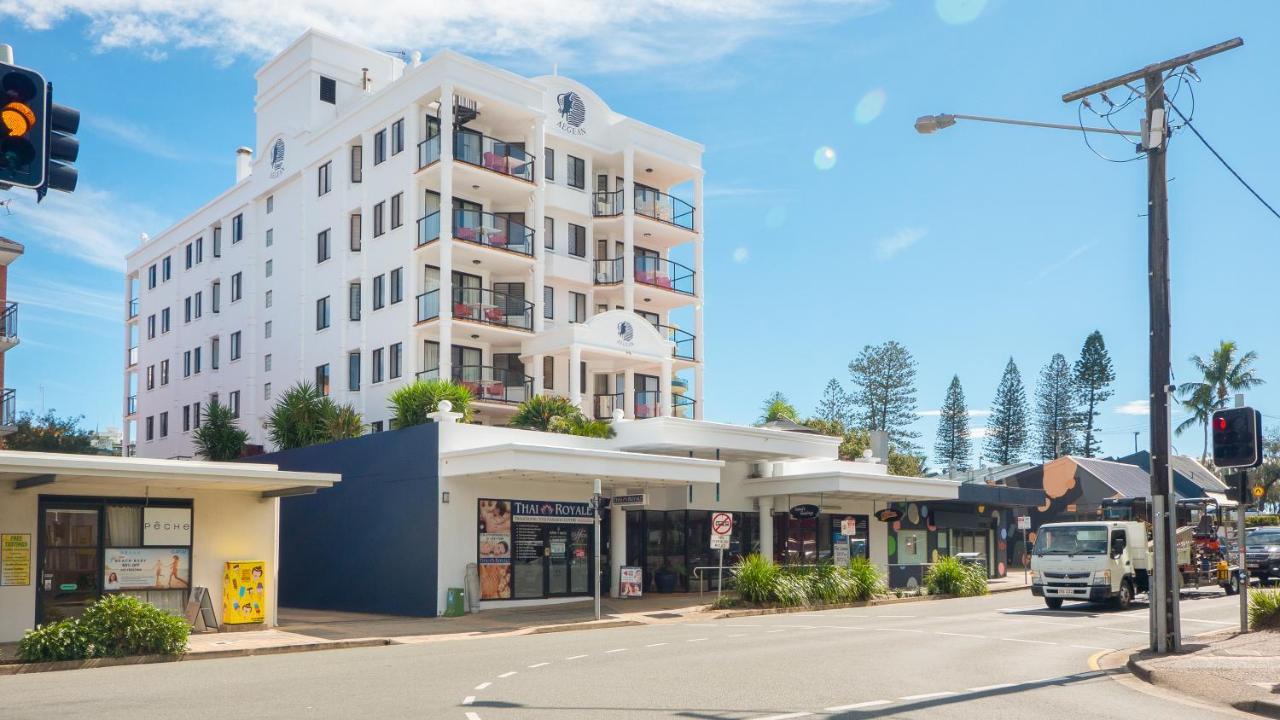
xmin=1 ymin=533 xmax=31 ymax=586
xmin=478 ymin=499 xmax=512 ymax=599
xmin=104 ymin=548 xmax=190 ymax=590
xmin=222 ymin=561 xmax=266 ymax=624
xmin=620 ymin=566 xmax=643 ymax=598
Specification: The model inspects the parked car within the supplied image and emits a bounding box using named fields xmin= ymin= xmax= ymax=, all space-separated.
xmin=1245 ymin=527 xmax=1280 ymax=582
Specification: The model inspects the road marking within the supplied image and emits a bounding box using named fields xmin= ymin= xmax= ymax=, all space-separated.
xmin=1070 ymin=644 xmax=1112 ymax=651
xmin=462 ymin=696 xmax=475 ymax=705
xmin=881 ymin=628 xmax=925 ymax=633
xmin=645 ymin=642 xmax=669 ymax=648
xmin=1182 ymin=617 xmax=1233 ymax=625
xmin=1000 ymin=638 xmax=1055 ymax=645
xmin=728 ymin=633 xmax=749 ymax=637
xmin=606 ymin=648 xmax=627 ymax=654
xmin=825 ymin=700 xmax=891 ymax=711
xmin=1098 ymin=627 xmax=1148 ymax=634
xmin=465 ymin=713 xmax=482 ymax=720
xmin=766 ymin=629 xmax=786 ymax=634
xmin=528 ymin=662 xmax=550 ymax=668
xmin=474 ymin=682 xmax=491 ymax=690
xmin=687 ymin=637 xmax=708 ymax=642
xmin=966 ymin=683 xmax=1015 ymax=692
xmin=565 ymin=654 xmax=588 ymax=660
xmin=899 ymin=691 xmax=956 ymax=701
xmin=754 ymin=713 xmax=812 ymax=720
xmin=936 ymin=632 xmax=986 ymax=639
xmin=498 ymin=671 xmax=517 ymax=678
xmin=869 ymin=614 xmax=916 ymax=619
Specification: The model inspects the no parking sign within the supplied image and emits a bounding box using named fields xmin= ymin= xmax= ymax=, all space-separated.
xmin=711 ymin=512 xmax=733 ymax=550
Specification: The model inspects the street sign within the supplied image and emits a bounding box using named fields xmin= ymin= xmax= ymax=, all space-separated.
xmin=1254 ymin=485 xmax=1265 ymax=499
xmin=1017 ymin=515 xmax=1031 ymax=530
xmin=611 ymin=494 xmax=647 ymax=507
xmin=710 ymin=512 xmax=733 ymax=550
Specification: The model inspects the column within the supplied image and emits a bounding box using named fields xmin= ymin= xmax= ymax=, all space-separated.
xmin=622 ymin=147 xmax=635 ymax=312
xmin=610 ymin=502 xmax=626 ymax=598
xmin=758 ymin=496 xmax=775 ymax=564
xmin=659 ymin=357 xmax=672 ymax=417
xmin=531 ymin=116 xmax=546 ymax=334
xmin=623 ymin=367 xmax=635 ymax=419
xmin=531 ymin=353 xmax=545 ymax=397
xmin=405 ymin=107 xmax=422 ymax=379
xmin=439 ymin=84 xmax=455 ymax=384
xmin=693 ymin=171 xmax=704 ymax=421
xmin=569 ymin=345 xmax=582 ymax=410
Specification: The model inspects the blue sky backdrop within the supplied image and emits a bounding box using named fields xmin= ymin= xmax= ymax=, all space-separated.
xmin=2 ymin=0 xmax=1278 ymax=463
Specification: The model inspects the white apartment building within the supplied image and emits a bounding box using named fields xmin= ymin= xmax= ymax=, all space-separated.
xmin=123 ymin=30 xmax=704 ymax=458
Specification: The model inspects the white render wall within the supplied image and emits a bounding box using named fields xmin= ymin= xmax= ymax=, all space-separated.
xmin=124 ymin=30 xmax=705 ymax=459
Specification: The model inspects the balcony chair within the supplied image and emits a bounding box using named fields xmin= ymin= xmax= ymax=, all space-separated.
xmin=484 ymin=307 xmax=505 ymax=323
xmin=456 ymin=226 xmax=477 ymax=242
xmin=453 ymin=302 xmax=473 ymax=318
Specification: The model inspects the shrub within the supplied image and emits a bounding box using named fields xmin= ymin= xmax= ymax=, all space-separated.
xmin=1250 ymin=589 xmax=1280 ymax=631
xmin=192 ymin=399 xmax=248 ymax=460
xmin=1246 ymin=515 xmax=1280 ymax=529
xmin=924 ymin=556 xmax=989 ymax=597
xmin=729 ymin=555 xmax=886 ymax=607
xmin=548 ymin=413 xmax=616 ymax=439
xmin=732 ymin=554 xmax=780 ymax=604
xmin=17 ymin=595 xmax=188 ymax=663
xmin=510 ymin=395 xmax=581 ymax=431
xmin=388 ymin=379 xmax=472 ymax=427
xmin=847 ymin=557 xmax=887 ymax=601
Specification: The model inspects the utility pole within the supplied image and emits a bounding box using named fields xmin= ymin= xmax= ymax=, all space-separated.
xmin=1062 ymin=37 xmax=1242 ymax=655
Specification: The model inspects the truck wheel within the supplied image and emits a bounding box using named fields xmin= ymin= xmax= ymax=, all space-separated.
xmin=1226 ymin=574 xmax=1239 ymax=595
xmin=1112 ymin=579 xmax=1133 ymax=610
xmin=1044 ymin=597 xmax=1064 ymax=610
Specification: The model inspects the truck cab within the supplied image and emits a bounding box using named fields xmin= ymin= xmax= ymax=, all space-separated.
xmin=1030 ymin=521 xmax=1150 ymax=610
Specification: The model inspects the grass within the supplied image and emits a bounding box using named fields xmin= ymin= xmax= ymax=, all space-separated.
xmin=1250 ymin=589 xmax=1280 ymax=631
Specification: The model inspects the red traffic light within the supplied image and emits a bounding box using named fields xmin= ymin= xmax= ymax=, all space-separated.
xmin=1214 ymin=416 xmax=1228 ymax=432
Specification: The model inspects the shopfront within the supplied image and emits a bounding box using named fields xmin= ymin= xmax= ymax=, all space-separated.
xmin=478 ymin=498 xmax=606 ymax=600
xmin=772 ymin=509 xmax=870 ymax=565
xmin=624 ymin=509 xmax=760 ymax=593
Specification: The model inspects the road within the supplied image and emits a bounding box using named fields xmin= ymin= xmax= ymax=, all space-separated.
xmin=0 ymin=589 xmax=1247 ymax=719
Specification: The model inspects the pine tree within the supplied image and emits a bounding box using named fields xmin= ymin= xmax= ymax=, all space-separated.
xmin=1073 ymin=330 xmax=1116 ymax=458
xmin=934 ymin=375 xmax=971 ymax=473
xmin=814 ymin=378 xmax=852 ymax=426
xmin=984 ymin=357 xmax=1029 ymax=466
xmin=848 ymin=341 xmax=921 ymax=453
xmin=1035 ymin=353 xmax=1079 ymax=461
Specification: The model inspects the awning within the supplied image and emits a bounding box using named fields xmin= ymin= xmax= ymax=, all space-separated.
xmin=613 ymin=416 xmax=842 ymax=461
xmin=440 ymin=442 xmax=723 ymax=486
xmin=742 ymin=470 xmax=960 ymax=502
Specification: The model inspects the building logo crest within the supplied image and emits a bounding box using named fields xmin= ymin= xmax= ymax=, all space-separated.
xmin=269 ymin=138 xmax=286 ymax=178
xmin=617 ymin=321 xmax=635 ymax=348
xmin=555 ymin=91 xmax=586 ymax=135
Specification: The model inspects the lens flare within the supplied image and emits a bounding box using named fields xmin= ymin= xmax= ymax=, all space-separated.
xmin=732 ymin=247 xmax=749 ymax=263
xmin=813 ymin=146 xmax=837 ymax=171
xmin=854 ymin=89 xmax=886 ymax=125
xmin=935 ymin=0 xmax=987 ymax=24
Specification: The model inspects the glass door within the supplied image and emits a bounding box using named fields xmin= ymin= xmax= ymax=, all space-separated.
xmin=568 ymin=527 xmax=590 ymax=594
xmin=38 ymin=506 xmax=101 ymax=624
xmin=546 ymin=527 xmax=570 ymax=595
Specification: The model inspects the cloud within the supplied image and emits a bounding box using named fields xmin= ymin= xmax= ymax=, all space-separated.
xmin=876 ymin=227 xmax=926 ymax=260
xmin=10 ymin=276 xmax=122 ymax=324
xmin=1116 ymin=400 xmax=1149 ymax=416
xmin=88 ymin=116 xmax=222 ymax=164
xmin=732 ymin=247 xmax=750 ymax=263
xmin=5 ymin=186 xmax=168 ymax=271
xmin=1 ymin=1 xmax=886 ymax=73
xmin=919 ymin=409 xmax=991 ymax=417
xmin=1034 ymin=243 xmax=1094 ymax=280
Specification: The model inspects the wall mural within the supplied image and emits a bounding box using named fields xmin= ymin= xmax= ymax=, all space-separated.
xmin=884 ymin=501 xmax=1009 ymax=590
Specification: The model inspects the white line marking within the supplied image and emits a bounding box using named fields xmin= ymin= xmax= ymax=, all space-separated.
xmin=1098 ymin=627 xmax=1148 ymax=634
xmin=1069 ymin=644 xmax=1112 ymax=651
xmin=565 ymin=654 xmax=588 ymax=660
xmin=936 ymin=632 xmax=986 ymax=639
xmin=645 ymin=642 xmax=668 ymax=648
xmin=766 ymin=629 xmax=786 ymax=634
xmin=1000 ymin=638 xmax=1055 ymax=645
xmin=462 ymin=696 xmax=475 ymax=705
xmin=881 ymin=628 xmax=925 ymax=633
xmin=474 ymin=682 xmax=491 ymax=691
xmin=728 ymin=633 xmax=748 ymax=638
xmin=1182 ymin=617 xmax=1233 ymax=625
xmin=465 ymin=713 xmax=481 ymax=720
xmin=870 ymin=614 xmax=916 ymax=618
xmin=687 ymin=637 xmax=708 ymax=642
xmin=528 ymin=662 xmax=550 ymax=668
xmin=900 ymin=691 xmax=956 ymax=701
xmin=825 ymin=700 xmax=892 ymax=711
xmin=498 ymin=671 xmax=517 ymax=678
xmin=754 ymin=713 xmax=812 ymax=720
xmin=967 ymin=683 xmax=1015 ymax=692
xmin=605 ymin=648 xmax=627 ymax=654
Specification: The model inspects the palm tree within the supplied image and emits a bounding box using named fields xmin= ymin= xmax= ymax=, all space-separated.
xmin=1177 ymin=341 xmax=1265 ymax=461
xmin=510 ymin=395 xmax=580 ymax=431
xmin=757 ymin=391 xmax=798 ymax=425
xmin=265 ymin=382 xmax=365 ymax=450
xmin=387 ymin=379 xmax=473 ymax=428
xmin=192 ymin=399 xmax=248 ymax=460
xmin=549 ymin=413 xmax=616 ymax=438
xmin=324 ymin=404 xmax=364 ymax=440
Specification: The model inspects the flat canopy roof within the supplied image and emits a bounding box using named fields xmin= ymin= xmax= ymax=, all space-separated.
xmin=613 ymin=417 xmax=841 ymax=462
xmin=0 ymin=451 xmax=339 ymax=496
xmin=441 ymin=443 xmax=723 ymax=486
xmin=742 ymin=471 xmax=960 ymax=502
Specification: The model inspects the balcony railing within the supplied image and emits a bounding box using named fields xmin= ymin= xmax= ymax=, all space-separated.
xmin=636 ymin=256 xmax=695 ymax=295
xmin=594 ymin=392 xmax=622 ymax=420
xmin=127 ymin=394 xmax=137 ymax=416
xmin=451 ymin=287 xmax=533 ymax=331
xmin=454 ymin=209 xmax=534 ymax=256
xmin=0 ymin=388 xmax=15 ymax=427
xmin=594 ymin=257 xmax=624 ymax=286
xmin=417 ymin=290 xmax=440 ymax=323
xmin=0 ymin=302 xmax=17 ymax=341
xmin=673 ymin=393 xmax=695 ymax=418
xmin=418 ymin=135 xmax=441 ymax=169
xmin=454 ymin=131 xmax=534 ymax=182
xmin=417 ymin=212 xmax=441 ymax=246
xmin=635 ymin=186 xmax=695 ymax=230
xmin=453 ymin=365 xmax=533 ymax=405
xmin=592 ymin=189 xmax=623 ymax=218
xmin=127 ymin=298 xmax=139 ymax=319
xmin=635 ymin=390 xmax=661 ymax=419
xmin=127 ymin=345 xmax=139 ymax=366
xmin=656 ymin=323 xmax=694 ymax=360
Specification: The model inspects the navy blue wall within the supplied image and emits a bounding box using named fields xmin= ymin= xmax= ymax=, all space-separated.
xmin=247 ymin=423 xmax=440 ymax=617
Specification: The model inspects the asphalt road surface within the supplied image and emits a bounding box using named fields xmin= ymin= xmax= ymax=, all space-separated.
xmin=0 ymin=589 xmax=1248 ymax=719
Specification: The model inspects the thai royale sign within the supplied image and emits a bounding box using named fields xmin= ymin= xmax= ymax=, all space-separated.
xmin=511 ymin=500 xmax=594 ymax=524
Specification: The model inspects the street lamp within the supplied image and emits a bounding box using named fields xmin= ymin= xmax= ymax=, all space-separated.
xmin=914 ymin=112 xmax=1140 ymax=137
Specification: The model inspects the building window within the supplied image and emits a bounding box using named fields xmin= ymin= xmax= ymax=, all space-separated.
xmin=545 ymin=147 xmax=554 ymax=181
xmin=211 ymin=336 xmax=220 ymax=370
xmin=568 ymin=223 xmax=586 ymax=257
xmin=389 ymin=267 xmax=403 ymax=304
xmin=544 ymin=286 xmax=554 ymax=319
xmin=192 ymin=401 xmax=201 ymax=428
xmin=232 ymin=214 xmax=243 ymax=243
xmin=145 ymin=416 xmax=154 ymax=441
xmin=193 ymin=346 xmax=202 ymax=374
xmin=230 ymin=330 xmax=242 ymax=361
xmin=543 ymin=356 xmax=554 ymax=390
xmin=266 ymin=195 xmax=273 ymax=214
xmin=568 ymin=155 xmax=585 ymax=189
xmin=349 ymin=282 xmax=362 ymax=321
xmin=264 ymin=353 xmax=272 ymax=372
xmin=373 ymin=129 xmax=386 ymax=165
xmin=350 ymin=213 xmax=362 ymax=251
xmin=229 ymin=390 xmax=240 ymax=418
xmin=391 ymin=119 xmax=404 ymax=155
xmin=147 ymin=264 xmax=157 ymax=289
xmin=390 ymin=193 xmax=403 ymax=229
xmin=211 ymin=280 xmax=221 ymax=313
xmin=184 ymin=297 xmax=192 ymax=323
xmin=319 ymin=75 xmax=336 ymax=104
xmin=373 ymin=201 xmax=385 ymax=236
xmin=265 ymin=228 xmax=273 ymax=247
xmin=372 ymin=274 xmax=385 ymax=310
xmin=317 ymin=229 xmax=331 ymax=263
xmin=147 ymin=314 xmax=156 ymax=339
xmin=146 ymin=365 xmax=155 ymax=390
xmin=316 ymin=296 xmax=331 ymax=330
xmin=264 ymin=289 xmax=272 ymax=308
xmin=389 ymin=342 xmax=402 ymax=379
xmin=264 ymin=321 xmax=272 ymax=339
xmin=316 ymin=364 xmax=331 ymax=395
xmin=570 ymin=291 xmax=586 ymax=323
xmin=371 ymin=347 xmax=384 ymax=384
xmin=370 ymin=421 xmax=384 ymax=433
xmin=195 ymin=236 xmax=203 ymax=264
xmin=183 ymin=405 xmax=191 ymax=433
xmin=162 ymin=256 xmax=172 ymax=281
xmin=185 ymin=243 xmax=193 ymax=269
xmin=318 ymin=161 xmax=332 ymax=196
xmin=161 ymin=308 xmax=171 ymax=333
xmin=265 ymin=259 xmax=273 ymax=278
xmin=194 ymin=291 xmax=202 ymax=319
xmin=213 ymin=226 xmax=222 ymax=257
xmin=159 ymin=412 xmax=168 ymax=438
xmin=544 ymin=217 xmax=554 ymax=250
xmin=264 ymin=382 xmax=272 ymax=400
xmin=231 ymin=272 xmax=242 ymax=301
xmin=183 ymin=350 xmax=191 ymax=377
xmin=348 ymin=351 xmax=361 ymax=391
xmin=350 ymin=144 xmax=363 ymax=183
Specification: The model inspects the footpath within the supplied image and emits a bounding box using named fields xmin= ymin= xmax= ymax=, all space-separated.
xmin=1127 ymin=630 xmax=1280 ymax=718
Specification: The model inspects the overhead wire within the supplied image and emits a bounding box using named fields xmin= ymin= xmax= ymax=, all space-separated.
xmin=1165 ymin=95 xmax=1280 ymax=223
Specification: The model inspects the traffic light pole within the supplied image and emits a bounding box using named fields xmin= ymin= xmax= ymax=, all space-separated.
xmin=1237 ymin=470 xmax=1248 ymax=633
xmin=1062 ymin=37 xmax=1243 ymax=655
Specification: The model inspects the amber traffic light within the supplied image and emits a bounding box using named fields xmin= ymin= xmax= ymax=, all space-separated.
xmin=0 ymin=63 xmax=47 ymax=190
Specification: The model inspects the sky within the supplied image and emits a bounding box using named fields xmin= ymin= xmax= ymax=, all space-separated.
xmin=2 ymin=0 xmax=1279 ymax=465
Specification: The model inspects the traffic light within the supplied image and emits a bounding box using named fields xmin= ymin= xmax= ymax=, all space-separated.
xmin=43 ymin=85 xmax=79 ymax=196
xmin=0 ymin=62 xmax=47 ymax=189
xmin=1211 ymin=406 xmax=1262 ymax=470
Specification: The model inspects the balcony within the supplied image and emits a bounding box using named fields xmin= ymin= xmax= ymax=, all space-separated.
xmin=451 ymin=288 xmax=534 ymax=331
xmin=127 ymin=298 xmax=139 ymax=319
xmin=417 ymin=290 xmax=440 ymax=324
xmin=594 ymin=257 xmax=695 ymax=296
xmin=592 ymin=187 xmax=696 ymax=231
xmin=672 ymin=393 xmax=696 ymax=419
xmin=417 ymin=135 xmax=441 ymax=169
xmin=127 ymin=394 xmax=137 ymax=416
xmin=635 ymin=391 xmax=696 ymax=419
xmin=127 ymin=345 xmax=139 ymax=367
xmin=0 ymin=388 xmax=15 ymax=428
xmin=434 ymin=365 xmax=533 ymax=405
xmin=594 ymin=392 xmax=622 ymax=420
xmin=592 ymin=189 xmax=623 ymax=218
xmin=656 ymin=323 xmax=695 ymax=360
xmin=0 ymin=302 xmax=17 ymax=345
xmin=454 ymin=131 xmax=534 ymax=182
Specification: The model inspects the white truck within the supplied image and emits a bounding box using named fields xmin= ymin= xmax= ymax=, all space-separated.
xmin=1030 ymin=521 xmax=1150 ymax=610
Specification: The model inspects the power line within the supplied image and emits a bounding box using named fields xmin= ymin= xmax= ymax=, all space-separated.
xmin=1165 ymin=97 xmax=1280 ymax=222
